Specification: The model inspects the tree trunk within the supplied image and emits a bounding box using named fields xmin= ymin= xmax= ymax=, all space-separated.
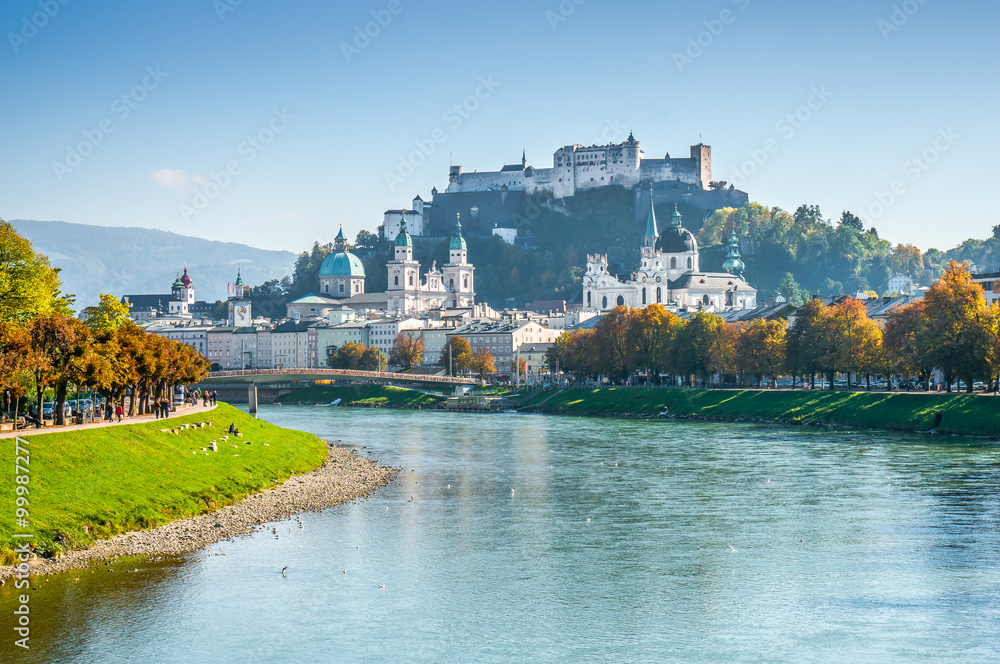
xmin=55 ymin=381 xmax=69 ymax=426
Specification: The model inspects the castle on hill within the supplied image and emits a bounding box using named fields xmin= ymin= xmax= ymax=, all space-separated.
xmin=446 ymin=132 xmax=712 ymax=199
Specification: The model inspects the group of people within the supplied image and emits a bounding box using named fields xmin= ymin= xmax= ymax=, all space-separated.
xmin=151 ymin=397 xmax=172 ymax=419
xmin=200 ymin=390 xmax=218 ymax=406
xmin=102 ymin=402 xmax=125 ymax=422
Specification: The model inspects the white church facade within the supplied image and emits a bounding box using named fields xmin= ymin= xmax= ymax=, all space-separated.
xmin=583 ymin=199 xmax=756 ymax=313
xmin=386 ymin=215 xmax=475 ymax=314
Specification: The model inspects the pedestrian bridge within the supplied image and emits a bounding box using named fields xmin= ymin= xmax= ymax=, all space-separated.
xmin=201 ymin=368 xmax=477 ymax=387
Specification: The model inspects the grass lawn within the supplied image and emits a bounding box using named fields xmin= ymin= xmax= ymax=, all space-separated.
xmin=530 ymin=388 xmax=1000 ymax=437
xmin=276 ymin=384 xmax=446 ymax=408
xmin=0 ymin=403 xmax=327 ymax=564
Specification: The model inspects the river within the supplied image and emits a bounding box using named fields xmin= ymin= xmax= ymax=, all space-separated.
xmin=3 ymin=407 xmax=999 ymax=663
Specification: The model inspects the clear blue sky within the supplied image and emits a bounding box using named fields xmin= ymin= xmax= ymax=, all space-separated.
xmin=2 ymin=0 xmax=997 ymax=253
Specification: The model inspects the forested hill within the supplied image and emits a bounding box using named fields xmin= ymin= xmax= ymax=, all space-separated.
xmin=11 ymin=219 xmax=296 ymax=311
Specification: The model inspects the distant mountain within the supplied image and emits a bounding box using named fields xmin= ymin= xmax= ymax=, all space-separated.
xmin=10 ymin=220 xmax=297 ymax=311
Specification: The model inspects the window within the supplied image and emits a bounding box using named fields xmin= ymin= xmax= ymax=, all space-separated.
xmin=687 ymin=257 xmax=692 ymax=269
xmin=602 ymin=295 xmax=608 ymax=309
xmin=449 ymin=278 xmax=454 ymax=289
xmin=463 ymin=277 xmax=468 ymax=289
xmin=656 ymin=287 xmax=662 ymax=303
xmin=587 ymin=291 xmax=592 ymax=307
xmin=642 ymin=288 xmax=646 ymax=305
xmin=339 ymin=284 xmax=345 ymax=293
xmin=394 ymin=276 xmax=399 ymax=286
xmin=409 ymin=275 xmax=414 ymax=286
xmin=671 ymin=257 xmax=677 ymax=269
xmin=703 ymin=295 xmax=710 ymax=306
xmin=616 ymin=295 xmax=625 ymax=306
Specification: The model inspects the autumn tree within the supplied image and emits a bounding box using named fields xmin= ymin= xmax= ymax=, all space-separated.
xmin=785 ymin=298 xmax=830 ymax=388
xmin=331 ymin=342 xmax=365 ymax=370
xmin=592 ymin=306 xmax=636 ymax=380
xmin=628 ymin=304 xmax=681 ymax=383
xmin=826 ymin=298 xmax=883 ymax=390
xmin=920 ymin=262 xmax=999 ymax=391
xmin=440 ymin=335 xmax=473 ymax=375
xmin=360 ymin=346 xmax=386 ymax=371
xmin=389 ymin=332 xmax=424 ymax=371
xmin=471 ymin=347 xmax=497 ymax=378
xmin=673 ymin=311 xmax=725 ymax=385
xmin=25 ymin=313 xmax=93 ymax=424
xmin=883 ymin=300 xmax=931 ymax=389
xmin=0 ymin=322 xmax=31 ymax=419
xmin=736 ymin=319 xmax=787 ymax=387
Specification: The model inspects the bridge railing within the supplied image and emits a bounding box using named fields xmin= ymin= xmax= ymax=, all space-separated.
xmin=206 ymin=368 xmax=477 ymax=385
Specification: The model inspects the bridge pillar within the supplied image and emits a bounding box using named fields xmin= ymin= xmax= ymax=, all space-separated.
xmin=248 ymin=385 xmax=258 ymax=413
xmin=455 ymin=384 xmax=472 ymax=397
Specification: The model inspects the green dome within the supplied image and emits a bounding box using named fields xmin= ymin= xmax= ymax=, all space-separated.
xmin=394 ymin=219 xmax=413 ymax=247
xmin=721 ymin=231 xmax=745 ymax=278
xmin=319 ymin=251 xmax=366 ymax=277
xmin=450 ymin=215 xmax=466 ymax=251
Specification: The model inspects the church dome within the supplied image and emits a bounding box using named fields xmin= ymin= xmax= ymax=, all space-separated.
xmin=179 ymin=266 xmax=193 ymax=287
xmin=655 ymin=204 xmax=698 ymax=254
xmin=394 ymin=219 xmax=413 ymax=247
xmin=450 ymin=214 xmax=467 ymax=251
xmin=319 ymin=251 xmax=365 ymax=277
xmin=656 ymin=226 xmax=698 ymax=254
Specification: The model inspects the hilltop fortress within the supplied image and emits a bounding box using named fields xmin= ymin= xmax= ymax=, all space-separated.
xmin=380 ymin=132 xmax=748 ymax=242
xmin=446 ymin=132 xmax=712 ymax=199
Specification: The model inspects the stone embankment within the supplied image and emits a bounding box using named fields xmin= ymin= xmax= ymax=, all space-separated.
xmin=0 ymin=445 xmax=395 ymax=578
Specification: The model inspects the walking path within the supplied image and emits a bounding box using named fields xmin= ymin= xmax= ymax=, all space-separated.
xmin=0 ymin=402 xmax=218 ymax=439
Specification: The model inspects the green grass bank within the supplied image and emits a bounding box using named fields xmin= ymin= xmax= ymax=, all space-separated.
xmin=276 ymin=384 xmax=446 ymax=408
xmin=521 ymin=388 xmax=1000 ymax=437
xmin=0 ymin=403 xmax=327 ymax=564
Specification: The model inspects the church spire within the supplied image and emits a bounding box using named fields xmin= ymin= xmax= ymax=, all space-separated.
xmin=334 ymin=222 xmax=347 ymax=251
xmin=722 ymin=230 xmax=745 ymax=280
xmin=643 ymin=185 xmax=658 ymax=247
xmin=669 ymin=204 xmax=683 ymax=229
xmin=521 ymin=148 xmax=526 ymax=168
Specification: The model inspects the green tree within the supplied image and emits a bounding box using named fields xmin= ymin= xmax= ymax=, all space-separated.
xmin=0 ymin=219 xmax=69 ymax=322
xmin=673 ymin=311 xmax=725 ymax=385
xmin=82 ymin=293 xmax=131 ymax=332
xmin=839 ymin=210 xmax=864 ymax=232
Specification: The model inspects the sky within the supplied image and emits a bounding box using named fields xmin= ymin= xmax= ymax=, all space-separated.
xmin=1 ymin=0 xmax=998 ymax=254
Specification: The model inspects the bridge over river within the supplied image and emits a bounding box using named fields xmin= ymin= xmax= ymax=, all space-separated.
xmin=195 ymin=368 xmax=478 ymax=410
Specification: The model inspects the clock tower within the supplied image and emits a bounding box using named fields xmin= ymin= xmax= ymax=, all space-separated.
xmin=227 ymin=268 xmax=252 ymax=327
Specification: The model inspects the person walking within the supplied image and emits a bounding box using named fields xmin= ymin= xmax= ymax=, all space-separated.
xmin=161 ymin=397 xmax=170 ymax=419
xmin=115 ymin=403 xmax=123 ymax=422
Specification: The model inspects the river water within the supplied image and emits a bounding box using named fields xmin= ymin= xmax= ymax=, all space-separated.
xmin=3 ymin=407 xmax=999 ymax=663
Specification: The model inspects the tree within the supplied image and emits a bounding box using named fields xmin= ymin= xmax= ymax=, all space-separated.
xmin=839 ymin=210 xmax=864 ymax=232
xmin=360 ymin=345 xmax=386 ymax=371
xmin=736 ymin=319 xmax=787 ymax=387
xmin=331 ymin=341 xmax=365 ymax=369
xmin=592 ymin=305 xmax=636 ymax=380
xmin=440 ymin=336 xmax=473 ymax=375
xmin=0 ymin=219 xmax=68 ymax=322
xmin=826 ymin=298 xmax=882 ymax=390
xmin=889 ymin=244 xmax=924 ymax=277
xmin=785 ymin=298 xmax=830 ymax=388
xmin=920 ymin=262 xmax=999 ymax=392
xmin=25 ymin=313 xmax=93 ymax=424
xmin=777 ymin=272 xmax=809 ymax=306
xmin=628 ymin=304 xmax=680 ymax=383
xmin=883 ymin=300 xmax=931 ymax=388
xmin=82 ymin=293 xmax=131 ymax=332
xmin=355 ymin=229 xmax=379 ymax=250
xmin=673 ymin=311 xmax=725 ymax=385
xmin=471 ymin=347 xmax=496 ymax=378
xmin=389 ymin=332 xmax=424 ymax=370
xmin=0 ymin=322 xmax=31 ymax=420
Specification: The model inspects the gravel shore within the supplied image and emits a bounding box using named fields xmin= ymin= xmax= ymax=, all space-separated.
xmin=0 ymin=445 xmax=396 ymax=578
